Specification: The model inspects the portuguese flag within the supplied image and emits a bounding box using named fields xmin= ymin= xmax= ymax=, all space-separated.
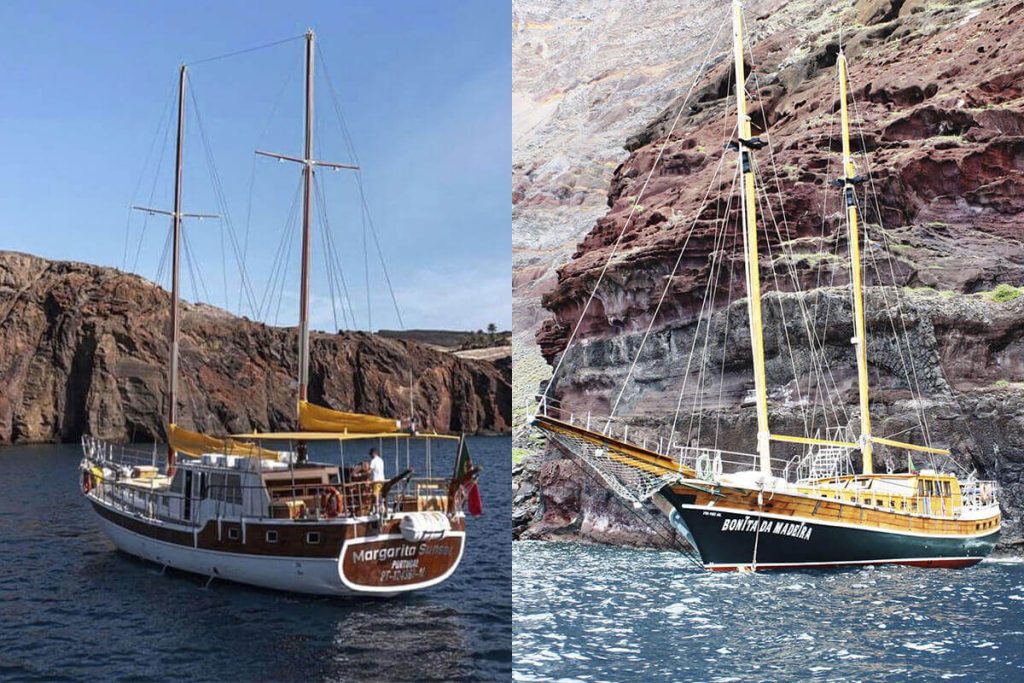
xmin=452 ymin=436 xmax=483 ymax=516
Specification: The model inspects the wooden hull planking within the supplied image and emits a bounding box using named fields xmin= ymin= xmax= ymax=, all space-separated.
xmin=661 ymin=483 xmax=1000 ymax=571
xmin=90 ymin=497 xmax=466 ymax=597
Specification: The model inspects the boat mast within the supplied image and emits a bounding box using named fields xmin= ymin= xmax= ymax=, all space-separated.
xmin=731 ymin=1 xmax=772 ymax=475
xmin=297 ymin=28 xmax=315 ymax=409
xmin=255 ymin=30 xmax=358 ymax=422
xmin=167 ymin=64 xmax=187 ymax=469
xmin=837 ymin=52 xmax=873 ymax=475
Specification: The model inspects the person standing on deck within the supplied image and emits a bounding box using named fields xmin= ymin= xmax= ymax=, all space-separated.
xmin=369 ymin=448 xmax=385 ymax=482
xmin=368 ymin=447 xmax=386 ymax=512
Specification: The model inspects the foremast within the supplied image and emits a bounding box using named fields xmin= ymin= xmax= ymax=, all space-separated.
xmin=731 ymin=1 xmax=771 ymax=475
xmin=131 ymin=64 xmax=216 ymax=470
xmin=836 ymin=52 xmax=874 ymax=475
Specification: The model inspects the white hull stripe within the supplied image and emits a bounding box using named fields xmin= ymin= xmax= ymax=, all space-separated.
xmin=708 ymin=556 xmax=981 ymax=570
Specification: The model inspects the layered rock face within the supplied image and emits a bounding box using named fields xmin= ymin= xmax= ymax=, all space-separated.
xmin=511 ymin=0 xmax=779 ymax=444
xmin=521 ymin=0 xmax=1024 ymax=549
xmin=0 ymin=251 xmax=511 ymax=444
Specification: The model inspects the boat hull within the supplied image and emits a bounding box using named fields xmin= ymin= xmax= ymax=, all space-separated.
xmin=661 ymin=487 xmax=999 ymax=571
xmin=91 ymin=499 xmax=465 ymax=597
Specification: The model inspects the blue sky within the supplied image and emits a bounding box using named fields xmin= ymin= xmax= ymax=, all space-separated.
xmin=0 ymin=1 xmax=510 ymax=332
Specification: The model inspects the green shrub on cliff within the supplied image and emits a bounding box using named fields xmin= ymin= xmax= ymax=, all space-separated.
xmin=986 ymin=283 xmax=1023 ymax=303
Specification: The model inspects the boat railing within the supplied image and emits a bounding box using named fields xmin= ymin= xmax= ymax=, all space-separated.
xmin=960 ymin=480 xmax=1000 ymax=510
xmin=82 ymin=434 xmax=164 ymax=469
xmin=83 ymin=437 xmax=455 ymax=524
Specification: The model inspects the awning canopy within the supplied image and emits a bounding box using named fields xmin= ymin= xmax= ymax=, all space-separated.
xmin=228 ymin=430 xmax=460 ymax=442
xmin=168 ymin=424 xmax=283 ymax=458
xmin=298 ymin=400 xmax=400 ymax=434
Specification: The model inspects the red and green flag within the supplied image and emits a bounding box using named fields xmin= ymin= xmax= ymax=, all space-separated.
xmin=451 ymin=436 xmax=483 ymax=516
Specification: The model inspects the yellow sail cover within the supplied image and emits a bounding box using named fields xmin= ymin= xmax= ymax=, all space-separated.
xmin=297 ymin=400 xmax=400 ymax=434
xmin=168 ymin=423 xmax=281 ymax=458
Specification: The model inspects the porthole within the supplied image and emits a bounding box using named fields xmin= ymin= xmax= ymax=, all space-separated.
xmin=306 ymin=532 xmax=321 ymax=544
xmin=227 ymin=527 xmax=240 ymax=541
xmin=266 ymin=530 xmax=279 ymax=543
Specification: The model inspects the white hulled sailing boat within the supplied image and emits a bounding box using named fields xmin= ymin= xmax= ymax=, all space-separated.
xmin=80 ymin=30 xmax=482 ymax=596
xmin=531 ymin=3 xmax=1000 ymax=571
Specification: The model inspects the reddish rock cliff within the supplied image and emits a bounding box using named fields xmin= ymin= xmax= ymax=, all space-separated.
xmin=523 ymin=0 xmax=1024 ymax=549
xmin=0 ymin=251 xmax=511 ymax=444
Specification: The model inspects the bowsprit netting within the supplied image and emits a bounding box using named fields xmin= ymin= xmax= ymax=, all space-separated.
xmin=533 ymin=414 xmax=705 ymax=568
xmin=533 ymin=415 xmax=684 ymax=506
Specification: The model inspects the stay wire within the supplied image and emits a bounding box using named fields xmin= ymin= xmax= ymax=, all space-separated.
xmin=318 ymin=43 xmax=405 ymax=331
xmin=539 ymin=15 xmax=729 ymax=410
xmin=132 ymin=78 xmax=178 ymax=275
xmin=185 ymin=34 xmax=305 ymax=67
xmin=124 ymin=78 xmax=177 ymax=272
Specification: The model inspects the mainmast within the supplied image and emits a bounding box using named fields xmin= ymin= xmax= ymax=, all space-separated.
xmin=168 ymin=65 xmax=186 ymax=467
xmin=255 ymin=29 xmax=358 ymax=425
xmin=837 ymin=52 xmax=873 ymax=474
xmin=731 ymin=1 xmax=772 ymax=475
xmin=298 ymin=28 xmax=315 ymax=408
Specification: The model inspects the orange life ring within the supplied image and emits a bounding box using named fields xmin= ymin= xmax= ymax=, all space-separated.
xmin=82 ymin=470 xmax=92 ymax=495
xmin=323 ymin=486 xmax=342 ymax=518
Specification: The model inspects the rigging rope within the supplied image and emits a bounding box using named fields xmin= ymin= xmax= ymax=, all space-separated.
xmin=607 ymin=141 xmax=731 ymax=423
xmin=744 ymin=35 xmax=851 ymax=439
xmin=317 ymin=45 xmax=407 ymax=332
xmin=124 ymin=78 xmax=177 ymax=272
xmin=538 ymin=17 xmax=728 ymax=409
xmin=846 ymin=68 xmax=942 ymax=461
xmin=185 ymin=34 xmax=306 ymax=67
xmin=131 ymin=80 xmax=178 ymax=275
xmin=187 ymin=79 xmax=260 ymax=316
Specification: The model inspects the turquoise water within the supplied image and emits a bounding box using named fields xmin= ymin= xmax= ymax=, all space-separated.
xmin=514 ymin=541 xmax=1024 ymax=682
xmin=0 ymin=438 xmax=511 ymax=682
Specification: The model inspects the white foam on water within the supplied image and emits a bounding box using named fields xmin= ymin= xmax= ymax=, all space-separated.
xmin=903 ymin=641 xmax=949 ymax=654
xmin=516 ymin=612 xmax=554 ymax=622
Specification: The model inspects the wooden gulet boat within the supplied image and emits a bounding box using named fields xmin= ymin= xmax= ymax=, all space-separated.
xmin=530 ymin=3 xmax=1000 ymax=572
xmin=80 ymin=31 xmax=481 ymax=596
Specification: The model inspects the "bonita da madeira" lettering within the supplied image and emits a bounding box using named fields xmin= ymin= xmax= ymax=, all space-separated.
xmin=720 ymin=516 xmax=813 ymax=541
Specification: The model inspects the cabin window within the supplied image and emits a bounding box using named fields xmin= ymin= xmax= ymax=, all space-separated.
xmin=224 ymin=474 xmax=242 ymax=505
xmin=306 ymin=532 xmax=321 ymax=545
xmin=208 ymin=473 xmax=243 ymax=505
xmin=266 ymin=530 xmax=278 ymax=543
xmin=228 ymin=527 xmax=240 ymax=541
xmin=943 ymin=481 xmax=952 ymax=497
xmin=207 ymin=472 xmax=223 ymax=499
xmin=170 ymin=469 xmax=186 ymax=494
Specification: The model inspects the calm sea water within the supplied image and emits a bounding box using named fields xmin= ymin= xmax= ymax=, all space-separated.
xmin=514 ymin=541 xmax=1024 ymax=682
xmin=0 ymin=437 xmax=511 ymax=682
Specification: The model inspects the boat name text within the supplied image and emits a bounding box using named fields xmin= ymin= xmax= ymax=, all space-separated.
xmin=721 ymin=516 xmax=813 ymax=541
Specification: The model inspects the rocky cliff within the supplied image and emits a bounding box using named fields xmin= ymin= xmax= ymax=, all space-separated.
xmin=517 ymin=0 xmax=1024 ymax=551
xmin=0 ymin=251 xmax=511 ymax=444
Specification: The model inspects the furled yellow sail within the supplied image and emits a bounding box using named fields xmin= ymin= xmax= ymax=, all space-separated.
xmin=167 ymin=423 xmax=281 ymax=458
xmin=297 ymin=400 xmax=400 ymax=434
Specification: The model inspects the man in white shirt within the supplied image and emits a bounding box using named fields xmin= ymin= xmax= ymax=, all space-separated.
xmin=369 ymin=447 xmax=385 ymax=482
